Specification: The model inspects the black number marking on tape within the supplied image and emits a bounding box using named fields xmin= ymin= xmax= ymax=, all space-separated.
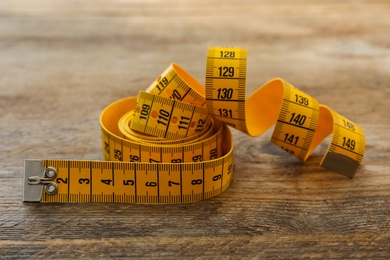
xmin=218 ymin=66 xmax=235 ymax=77
xmin=217 ymin=88 xmax=233 ymax=99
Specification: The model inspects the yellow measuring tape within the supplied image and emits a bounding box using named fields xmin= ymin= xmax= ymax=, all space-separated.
xmin=23 ymin=47 xmax=365 ymax=204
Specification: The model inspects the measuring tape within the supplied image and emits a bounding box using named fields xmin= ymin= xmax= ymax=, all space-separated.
xmin=23 ymin=47 xmax=366 ymax=204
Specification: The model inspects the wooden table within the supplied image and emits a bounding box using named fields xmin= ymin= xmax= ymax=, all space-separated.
xmin=1 ymin=0 xmax=389 ymax=258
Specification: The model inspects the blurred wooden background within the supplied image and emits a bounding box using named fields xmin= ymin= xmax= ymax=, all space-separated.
xmin=1 ymin=0 xmax=389 ymax=258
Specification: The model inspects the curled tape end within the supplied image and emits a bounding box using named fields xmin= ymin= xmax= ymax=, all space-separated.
xmin=321 ymin=152 xmax=360 ymax=178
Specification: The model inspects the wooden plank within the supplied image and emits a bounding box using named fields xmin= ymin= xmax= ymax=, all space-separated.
xmin=0 ymin=0 xmax=389 ymax=258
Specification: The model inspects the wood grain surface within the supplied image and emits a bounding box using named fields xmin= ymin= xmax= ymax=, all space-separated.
xmin=1 ymin=0 xmax=389 ymax=258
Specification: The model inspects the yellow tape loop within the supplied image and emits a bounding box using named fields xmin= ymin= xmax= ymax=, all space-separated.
xmin=205 ymin=47 xmax=365 ymax=178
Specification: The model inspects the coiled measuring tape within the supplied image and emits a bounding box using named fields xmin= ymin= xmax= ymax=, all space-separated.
xmin=23 ymin=47 xmax=365 ymax=204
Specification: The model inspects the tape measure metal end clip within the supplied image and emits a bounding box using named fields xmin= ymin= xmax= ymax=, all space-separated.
xmin=321 ymin=152 xmax=360 ymax=179
xmin=23 ymin=160 xmax=58 ymax=202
